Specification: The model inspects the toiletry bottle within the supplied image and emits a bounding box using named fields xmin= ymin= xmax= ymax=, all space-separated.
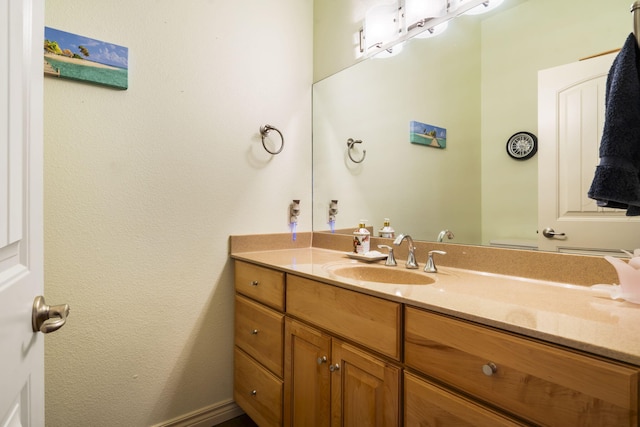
xmin=353 ymin=221 xmax=370 ymax=254
xmin=379 ymin=218 xmax=395 ymax=239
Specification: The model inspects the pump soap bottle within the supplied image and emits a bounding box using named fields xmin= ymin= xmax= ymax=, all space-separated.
xmin=379 ymin=218 xmax=395 ymax=239
xmin=353 ymin=221 xmax=371 ymax=254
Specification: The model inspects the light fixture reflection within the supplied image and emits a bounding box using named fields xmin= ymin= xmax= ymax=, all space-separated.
xmin=372 ymin=42 xmax=405 ymax=59
xmin=364 ymin=3 xmax=401 ymax=55
xmin=405 ymin=0 xmax=447 ymax=26
xmin=464 ymin=0 xmax=504 ymax=15
xmin=414 ymin=21 xmax=449 ymax=39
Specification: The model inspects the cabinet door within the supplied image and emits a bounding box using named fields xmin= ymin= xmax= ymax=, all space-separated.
xmin=284 ymin=319 xmax=332 ymax=427
xmin=331 ymin=340 xmax=400 ymax=427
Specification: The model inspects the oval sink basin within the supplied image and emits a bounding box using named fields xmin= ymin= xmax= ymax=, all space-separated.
xmin=328 ymin=265 xmax=435 ymax=285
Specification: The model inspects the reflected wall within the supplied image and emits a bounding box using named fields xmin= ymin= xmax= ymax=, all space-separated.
xmin=313 ymin=0 xmax=630 ymax=246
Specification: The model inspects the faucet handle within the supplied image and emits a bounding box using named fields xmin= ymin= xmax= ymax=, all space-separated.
xmin=424 ymin=250 xmax=447 ymax=273
xmin=377 ymin=245 xmax=397 ymax=266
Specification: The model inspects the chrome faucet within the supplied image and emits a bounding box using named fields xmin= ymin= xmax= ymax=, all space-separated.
xmin=424 ymin=250 xmax=447 ymax=273
xmin=393 ymin=233 xmax=418 ymax=269
xmin=437 ymin=229 xmax=454 ymax=242
xmin=377 ymin=245 xmax=397 ymax=266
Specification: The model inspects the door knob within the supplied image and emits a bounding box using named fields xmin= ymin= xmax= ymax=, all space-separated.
xmin=542 ymin=227 xmax=566 ymax=239
xmin=32 ymin=296 xmax=70 ymax=334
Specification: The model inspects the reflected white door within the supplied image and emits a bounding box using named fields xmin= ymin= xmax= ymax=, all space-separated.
xmin=0 ymin=0 xmax=45 ymax=425
xmin=538 ymin=52 xmax=640 ymax=254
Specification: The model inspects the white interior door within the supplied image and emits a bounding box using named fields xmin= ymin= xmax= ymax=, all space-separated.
xmin=0 ymin=0 xmax=45 ymax=425
xmin=538 ymin=52 xmax=640 ymax=254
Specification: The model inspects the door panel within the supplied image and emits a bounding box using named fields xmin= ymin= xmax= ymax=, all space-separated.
xmin=538 ymin=52 xmax=640 ymax=253
xmin=0 ymin=0 xmax=45 ymax=425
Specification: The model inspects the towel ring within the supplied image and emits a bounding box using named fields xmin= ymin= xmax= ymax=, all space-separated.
xmin=347 ymin=138 xmax=366 ymax=163
xmin=260 ymin=124 xmax=284 ymax=155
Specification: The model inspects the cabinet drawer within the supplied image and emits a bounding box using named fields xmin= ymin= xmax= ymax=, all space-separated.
xmin=287 ymin=274 xmax=401 ymax=360
xmin=235 ymin=260 xmax=285 ymax=310
xmin=235 ymin=294 xmax=284 ymax=377
xmin=405 ymin=306 xmax=639 ymax=426
xmin=404 ymin=371 xmax=523 ymax=426
xmin=234 ymin=347 xmax=283 ymax=427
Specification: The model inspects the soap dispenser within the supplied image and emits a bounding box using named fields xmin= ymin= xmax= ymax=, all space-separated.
xmin=379 ymin=218 xmax=395 ymax=239
xmin=353 ymin=220 xmax=370 ymax=254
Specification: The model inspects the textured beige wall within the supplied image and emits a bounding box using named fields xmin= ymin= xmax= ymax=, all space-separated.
xmin=43 ymin=1 xmax=312 ymax=426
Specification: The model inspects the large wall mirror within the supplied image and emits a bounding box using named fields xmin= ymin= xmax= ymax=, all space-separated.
xmin=312 ymin=0 xmax=632 ymax=249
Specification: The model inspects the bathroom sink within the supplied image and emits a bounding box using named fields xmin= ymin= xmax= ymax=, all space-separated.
xmin=327 ymin=264 xmax=435 ymax=285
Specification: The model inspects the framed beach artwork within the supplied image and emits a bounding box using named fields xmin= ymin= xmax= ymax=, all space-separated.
xmin=410 ymin=120 xmax=447 ymax=149
xmin=44 ymin=27 xmax=128 ymax=90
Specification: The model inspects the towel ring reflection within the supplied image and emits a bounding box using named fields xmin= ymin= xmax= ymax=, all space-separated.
xmin=260 ymin=124 xmax=284 ymax=155
xmin=347 ymin=138 xmax=366 ymax=163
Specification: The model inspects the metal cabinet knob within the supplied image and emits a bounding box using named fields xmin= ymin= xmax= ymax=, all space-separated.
xmin=317 ymin=356 xmax=327 ymax=365
xmin=250 ymin=280 xmax=259 ymax=286
xmin=250 ymin=390 xmax=257 ymax=396
xmin=32 ymin=296 xmax=70 ymax=334
xmin=329 ymin=363 xmax=340 ymax=372
xmin=482 ymin=362 xmax=498 ymax=376
xmin=250 ymin=329 xmax=259 ymax=335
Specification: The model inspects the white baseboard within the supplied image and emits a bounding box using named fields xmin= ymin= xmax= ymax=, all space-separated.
xmin=153 ymin=399 xmax=245 ymax=427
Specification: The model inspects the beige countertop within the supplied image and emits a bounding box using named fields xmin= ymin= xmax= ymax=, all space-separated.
xmin=232 ymin=247 xmax=640 ymax=366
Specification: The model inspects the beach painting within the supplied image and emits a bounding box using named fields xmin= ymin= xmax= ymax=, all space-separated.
xmin=44 ymin=27 xmax=128 ymax=90
xmin=410 ymin=120 xmax=446 ymax=149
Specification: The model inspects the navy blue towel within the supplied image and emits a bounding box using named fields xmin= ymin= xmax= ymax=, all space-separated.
xmin=588 ymin=33 xmax=640 ymax=216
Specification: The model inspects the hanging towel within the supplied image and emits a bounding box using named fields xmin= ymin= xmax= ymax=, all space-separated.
xmin=588 ymin=33 xmax=640 ymax=216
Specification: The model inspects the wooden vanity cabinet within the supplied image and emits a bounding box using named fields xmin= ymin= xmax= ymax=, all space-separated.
xmin=234 ymin=258 xmax=640 ymax=427
xmin=405 ymin=306 xmax=640 ymax=427
xmin=234 ymin=261 xmax=285 ymax=427
xmin=284 ymin=318 xmax=400 ymax=427
xmin=284 ymin=274 xmax=402 ymax=427
xmin=286 ymin=274 xmax=401 ymax=361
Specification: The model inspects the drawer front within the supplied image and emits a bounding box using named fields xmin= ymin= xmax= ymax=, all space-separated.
xmin=235 ymin=260 xmax=285 ymax=310
xmin=405 ymin=306 xmax=639 ymax=426
xmin=404 ymin=371 xmax=523 ymax=427
xmin=235 ymin=294 xmax=284 ymax=377
xmin=286 ymin=274 xmax=401 ymax=360
xmin=234 ymin=347 xmax=283 ymax=427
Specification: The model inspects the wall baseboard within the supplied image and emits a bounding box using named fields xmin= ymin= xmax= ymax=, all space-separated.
xmin=153 ymin=400 xmax=244 ymax=427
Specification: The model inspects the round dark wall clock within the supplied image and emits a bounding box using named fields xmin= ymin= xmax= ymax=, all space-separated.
xmin=506 ymin=131 xmax=537 ymax=160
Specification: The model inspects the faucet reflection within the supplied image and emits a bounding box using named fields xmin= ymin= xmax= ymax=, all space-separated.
xmin=393 ymin=233 xmax=419 ymax=269
xmin=437 ymin=229 xmax=454 ymax=242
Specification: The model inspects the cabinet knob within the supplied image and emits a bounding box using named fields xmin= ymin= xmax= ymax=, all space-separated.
xmin=329 ymin=363 xmax=340 ymax=372
xmin=250 ymin=390 xmax=257 ymax=396
xmin=250 ymin=329 xmax=259 ymax=335
xmin=250 ymin=280 xmax=259 ymax=286
xmin=317 ymin=356 xmax=327 ymax=365
xmin=482 ymin=362 xmax=498 ymax=376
